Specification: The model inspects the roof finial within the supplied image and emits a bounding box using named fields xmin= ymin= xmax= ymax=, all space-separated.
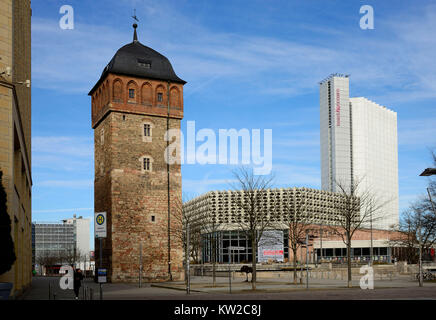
xmin=132 ymin=9 xmax=139 ymax=42
xmin=133 ymin=23 xmax=138 ymax=42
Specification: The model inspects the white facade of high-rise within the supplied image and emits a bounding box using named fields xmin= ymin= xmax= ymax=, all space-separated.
xmin=350 ymin=97 xmax=398 ymax=229
xmin=64 ymin=215 xmax=90 ymax=258
xmin=320 ymin=74 xmax=399 ymax=230
xmin=320 ymin=75 xmax=352 ymax=192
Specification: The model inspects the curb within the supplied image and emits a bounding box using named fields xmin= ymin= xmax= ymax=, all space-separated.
xmin=150 ymin=284 xmax=204 ymax=293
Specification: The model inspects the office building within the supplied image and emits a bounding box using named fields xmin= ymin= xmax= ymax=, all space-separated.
xmin=319 ymin=74 xmax=399 ymax=229
xmin=33 ymin=215 xmax=91 ymax=273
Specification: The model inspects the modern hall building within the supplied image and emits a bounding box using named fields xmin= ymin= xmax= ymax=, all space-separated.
xmin=319 ymin=74 xmax=399 ymax=230
xmin=184 ymin=187 xmax=403 ymax=265
xmin=183 ymin=187 xmax=352 ymax=264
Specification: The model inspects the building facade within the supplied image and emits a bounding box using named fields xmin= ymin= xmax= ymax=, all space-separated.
xmin=89 ymin=24 xmax=185 ymax=282
xmin=184 ymin=187 xmax=351 ymax=263
xmin=33 ymin=222 xmax=76 ymax=265
xmin=319 ymin=74 xmax=399 ymax=229
xmin=185 ymin=187 xmax=403 ymax=264
xmin=291 ymin=226 xmax=398 ymax=264
xmin=63 ymin=215 xmax=90 ymax=259
xmin=33 ymin=216 xmax=91 ymax=274
xmin=0 ymin=0 xmax=32 ymax=298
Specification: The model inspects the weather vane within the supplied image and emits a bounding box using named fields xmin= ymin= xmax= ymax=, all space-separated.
xmin=132 ymin=9 xmax=139 ymax=22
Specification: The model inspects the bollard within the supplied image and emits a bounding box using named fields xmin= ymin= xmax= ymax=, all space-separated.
xmin=53 ymin=292 xmax=56 ymax=300
xmin=90 ymin=288 xmax=94 ymax=300
xmin=48 ymin=282 xmax=51 ymax=300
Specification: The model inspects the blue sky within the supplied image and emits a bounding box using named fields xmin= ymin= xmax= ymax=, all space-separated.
xmin=31 ymin=0 xmax=436 ymax=249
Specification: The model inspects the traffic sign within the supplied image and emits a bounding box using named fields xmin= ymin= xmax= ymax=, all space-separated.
xmin=97 ymin=268 xmax=107 ymax=283
xmin=95 ymin=212 xmax=107 ymax=238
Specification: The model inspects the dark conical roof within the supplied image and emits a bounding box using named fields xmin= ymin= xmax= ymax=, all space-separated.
xmin=89 ymin=26 xmax=186 ymax=95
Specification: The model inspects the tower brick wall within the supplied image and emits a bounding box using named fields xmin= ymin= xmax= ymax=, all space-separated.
xmin=91 ymin=40 xmax=185 ymax=282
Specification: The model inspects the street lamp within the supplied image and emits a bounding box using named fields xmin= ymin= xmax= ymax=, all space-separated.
xmin=419 ymin=168 xmax=436 ymax=176
xmin=418 ymin=167 xmax=436 ymax=287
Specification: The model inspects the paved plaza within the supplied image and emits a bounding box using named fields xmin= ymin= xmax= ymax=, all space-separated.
xmin=20 ymin=275 xmax=436 ymax=300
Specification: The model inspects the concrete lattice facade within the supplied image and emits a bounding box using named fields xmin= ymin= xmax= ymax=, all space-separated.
xmin=184 ymin=187 xmax=352 ymax=230
xmin=0 ymin=0 xmax=32 ymax=298
xmin=320 ymin=74 xmax=399 ymax=230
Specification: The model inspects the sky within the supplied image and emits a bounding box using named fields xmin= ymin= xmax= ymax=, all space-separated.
xmin=31 ymin=0 xmax=436 ymax=249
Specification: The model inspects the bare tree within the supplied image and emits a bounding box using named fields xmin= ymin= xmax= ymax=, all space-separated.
xmin=197 ymin=205 xmax=225 ymax=287
xmin=282 ymin=189 xmax=312 ymax=284
xmin=390 ymin=198 xmax=436 ymax=264
xmin=59 ymin=247 xmax=85 ymax=268
xmin=325 ymin=178 xmax=388 ymax=288
xmin=169 ymin=193 xmax=201 ymax=285
xmin=35 ymin=251 xmax=60 ymax=275
xmin=230 ymin=166 xmax=274 ymax=290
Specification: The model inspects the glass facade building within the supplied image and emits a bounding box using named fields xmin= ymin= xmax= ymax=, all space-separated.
xmin=33 ymin=222 xmax=76 ymax=261
xmin=201 ymin=230 xmax=289 ymax=263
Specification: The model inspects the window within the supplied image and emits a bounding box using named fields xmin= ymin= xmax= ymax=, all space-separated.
xmin=157 ymin=93 xmax=163 ymax=102
xmin=143 ymin=157 xmax=151 ymax=171
xmin=144 ymin=124 xmax=151 ymax=137
xmin=129 ymin=89 xmax=135 ymax=99
xmin=137 ymin=59 xmax=151 ymax=68
xmin=151 ymin=216 xmax=155 ymax=222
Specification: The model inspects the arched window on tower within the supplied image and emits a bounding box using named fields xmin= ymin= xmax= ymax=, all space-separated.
xmin=155 ymin=85 xmax=166 ymax=105
xmin=113 ymin=79 xmax=123 ymax=102
xmin=127 ymin=81 xmax=138 ymax=103
xmin=170 ymin=86 xmax=180 ymax=108
xmin=141 ymin=82 xmax=152 ymax=105
xmin=102 ymin=84 xmax=106 ymax=107
xmin=104 ymin=80 xmax=110 ymax=106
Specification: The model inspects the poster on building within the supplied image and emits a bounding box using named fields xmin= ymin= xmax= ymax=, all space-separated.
xmin=258 ymin=230 xmax=284 ymax=262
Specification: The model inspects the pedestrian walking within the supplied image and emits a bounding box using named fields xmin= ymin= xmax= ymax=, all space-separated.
xmin=73 ymin=268 xmax=83 ymax=300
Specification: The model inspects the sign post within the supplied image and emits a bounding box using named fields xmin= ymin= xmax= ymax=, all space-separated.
xmin=95 ymin=212 xmax=107 ymax=300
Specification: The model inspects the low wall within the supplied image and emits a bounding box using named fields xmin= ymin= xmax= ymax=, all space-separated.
xmin=192 ymin=263 xmax=411 ymax=280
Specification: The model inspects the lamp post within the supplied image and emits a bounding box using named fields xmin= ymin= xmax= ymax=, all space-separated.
xmin=320 ymin=223 xmax=323 ymax=264
xmin=418 ymin=168 xmax=436 ymax=287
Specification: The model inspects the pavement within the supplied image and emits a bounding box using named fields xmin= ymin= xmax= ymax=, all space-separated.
xmin=20 ymin=275 xmax=436 ymax=300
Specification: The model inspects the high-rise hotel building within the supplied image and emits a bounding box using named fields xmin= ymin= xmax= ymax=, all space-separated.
xmin=319 ymin=74 xmax=398 ymax=230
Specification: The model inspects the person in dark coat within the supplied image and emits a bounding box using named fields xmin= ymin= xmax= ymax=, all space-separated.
xmin=73 ymin=268 xmax=83 ymax=299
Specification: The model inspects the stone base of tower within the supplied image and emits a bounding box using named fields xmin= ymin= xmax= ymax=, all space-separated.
xmin=106 ymin=248 xmax=185 ymax=283
xmin=110 ymin=270 xmax=185 ymax=283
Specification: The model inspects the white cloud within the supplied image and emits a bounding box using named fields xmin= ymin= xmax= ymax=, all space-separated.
xmin=33 ymin=207 xmax=93 ymax=213
xmin=183 ymin=178 xmax=237 ymax=194
xmin=398 ymin=118 xmax=436 ymax=147
xmin=272 ymin=163 xmax=321 ymax=187
xmin=32 ymin=136 xmax=93 ymax=157
xmin=37 ymin=179 xmax=93 ymax=188
xmin=274 ymin=131 xmax=320 ymax=148
xmin=31 ymin=3 xmax=436 ymax=101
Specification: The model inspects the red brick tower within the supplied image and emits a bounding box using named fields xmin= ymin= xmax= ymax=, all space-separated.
xmin=89 ymin=24 xmax=185 ymax=282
